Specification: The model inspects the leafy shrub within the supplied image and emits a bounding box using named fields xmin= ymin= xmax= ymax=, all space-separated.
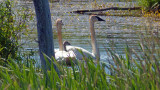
xmin=0 ymin=0 xmax=33 ymax=65
xmin=137 ymin=0 xmax=160 ymax=12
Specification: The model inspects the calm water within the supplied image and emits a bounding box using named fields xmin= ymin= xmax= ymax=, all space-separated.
xmin=18 ymin=0 xmax=160 ymax=66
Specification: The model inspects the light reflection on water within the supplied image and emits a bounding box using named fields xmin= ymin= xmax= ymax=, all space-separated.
xmin=19 ymin=1 xmax=160 ymax=67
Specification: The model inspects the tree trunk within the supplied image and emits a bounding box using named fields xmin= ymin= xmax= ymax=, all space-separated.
xmin=33 ymin=0 xmax=58 ymax=73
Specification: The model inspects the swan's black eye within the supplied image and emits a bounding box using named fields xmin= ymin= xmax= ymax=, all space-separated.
xmin=96 ymin=16 xmax=105 ymax=21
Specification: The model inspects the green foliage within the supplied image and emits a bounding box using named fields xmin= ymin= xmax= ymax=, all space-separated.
xmin=0 ymin=31 xmax=160 ymax=89
xmin=0 ymin=0 xmax=33 ymax=65
xmin=137 ymin=0 xmax=160 ymax=11
xmin=0 ymin=56 xmax=109 ymax=89
xmin=0 ymin=1 xmax=160 ymax=89
xmin=0 ymin=0 xmax=17 ymax=60
xmin=107 ymin=31 xmax=160 ymax=89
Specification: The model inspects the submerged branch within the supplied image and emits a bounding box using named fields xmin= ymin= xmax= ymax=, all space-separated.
xmin=69 ymin=7 xmax=142 ymax=16
xmin=70 ymin=7 xmax=141 ymax=14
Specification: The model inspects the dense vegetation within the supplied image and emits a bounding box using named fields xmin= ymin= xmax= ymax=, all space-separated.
xmin=0 ymin=0 xmax=160 ymax=89
xmin=137 ymin=0 xmax=160 ymax=12
xmin=0 ymin=0 xmax=33 ymax=66
xmin=0 ymin=0 xmax=18 ymax=62
xmin=1 ymin=32 xmax=160 ymax=89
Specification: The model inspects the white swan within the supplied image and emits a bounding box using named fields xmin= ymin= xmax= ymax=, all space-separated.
xmin=55 ymin=19 xmax=76 ymax=65
xmin=65 ymin=15 xmax=105 ymax=61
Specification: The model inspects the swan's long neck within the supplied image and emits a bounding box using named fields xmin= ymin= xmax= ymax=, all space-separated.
xmin=89 ymin=19 xmax=100 ymax=60
xmin=57 ymin=24 xmax=63 ymax=51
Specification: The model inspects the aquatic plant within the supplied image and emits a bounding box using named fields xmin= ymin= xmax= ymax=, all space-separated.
xmin=107 ymin=29 xmax=160 ymax=89
xmin=0 ymin=30 xmax=160 ymax=89
xmin=0 ymin=0 xmax=160 ymax=89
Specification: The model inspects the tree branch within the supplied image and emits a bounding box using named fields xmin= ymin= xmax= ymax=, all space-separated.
xmin=69 ymin=7 xmax=141 ymax=14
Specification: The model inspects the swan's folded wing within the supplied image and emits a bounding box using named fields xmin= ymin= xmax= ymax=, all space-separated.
xmin=66 ymin=46 xmax=96 ymax=60
xmin=54 ymin=48 xmax=59 ymax=53
xmin=55 ymin=51 xmax=76 ymax=60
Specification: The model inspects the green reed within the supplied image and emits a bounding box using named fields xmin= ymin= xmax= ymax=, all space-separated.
xmin=107 ymin=30 xmax=160 ymax=89
xmin=0 ymin=0 xmax=160 ymax=89
xmin=0 ymin=55 xmax=109 ymax=89
xmin=0 ymin=30 xmax=160 ymax=89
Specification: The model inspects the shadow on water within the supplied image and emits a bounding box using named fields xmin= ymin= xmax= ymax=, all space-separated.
xmin=18 ymin=0 xmax=160 ymax=67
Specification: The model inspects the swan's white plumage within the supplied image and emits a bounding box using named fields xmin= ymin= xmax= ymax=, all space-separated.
xmin=55 ymin=50 xmax=76 ymax=61
xmin=55 ymin=15 xmax=105 ymax=64
xmin=54 ymin=48 xmax=59 ymax=53
xmin=55 ymin=19 xmax=76 ymax=63
xmin=66 ymin=45 xmax=96 ymax=60
xmin=64 ymin=15 xmax=105 ymax=61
